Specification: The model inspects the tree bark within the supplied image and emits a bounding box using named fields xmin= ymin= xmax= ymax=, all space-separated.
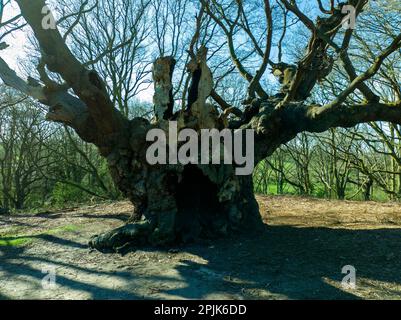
xmin=89 ymin=158 xmax=261 ymax=251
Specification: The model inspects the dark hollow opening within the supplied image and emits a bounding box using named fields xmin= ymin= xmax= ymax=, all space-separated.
xmin=175 ymin=165 xmax=224 ymax=242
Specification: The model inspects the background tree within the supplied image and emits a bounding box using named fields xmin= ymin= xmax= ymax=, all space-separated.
xmin=0 ymin=84 xmax=120 ymax=210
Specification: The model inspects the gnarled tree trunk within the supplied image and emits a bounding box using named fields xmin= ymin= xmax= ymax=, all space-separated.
xmin=91 ymin=156 xmax=261 ymax=251
xmin=89 ymin=48 xmax=262 ymax=251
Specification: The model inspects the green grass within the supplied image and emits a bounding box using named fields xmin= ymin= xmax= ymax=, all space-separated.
xmin=0 ymin=237 xmax=31 ymax=246
xmin=0 ymin=224 xmax=80 ymax=247
xmin=46 ymin=224 xmax=80 ymax=234
xmin=254 ymin=177 xmax=394 ymax=202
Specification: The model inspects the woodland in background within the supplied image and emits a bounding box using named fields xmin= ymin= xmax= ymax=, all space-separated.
xmin=0 ymin=85 xmax=159 ymax=211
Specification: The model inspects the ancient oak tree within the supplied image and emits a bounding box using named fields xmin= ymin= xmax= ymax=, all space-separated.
xmin=0 ymin=0 xmax=400 ymax=251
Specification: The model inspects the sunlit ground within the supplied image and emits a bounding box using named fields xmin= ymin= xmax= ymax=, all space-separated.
xmin=1 ymin=195 xmax=401 ymax=300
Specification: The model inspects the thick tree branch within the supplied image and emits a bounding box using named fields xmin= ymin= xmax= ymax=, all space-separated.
xmin=307 ymin=101 xmax=401 ymax=132
xmin=248 ymin=99 xmax=401 ymax=163
xmin=15 ymin=0 xmax=127 ymax=141
xmin=0 ymin=56 xmax=99 ymax=144
xmin=277 ymin=0 xmax=370 ymax=106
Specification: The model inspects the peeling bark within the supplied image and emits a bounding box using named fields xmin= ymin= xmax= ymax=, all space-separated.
xmin=152 ymin=57 xmax=176 ymax=122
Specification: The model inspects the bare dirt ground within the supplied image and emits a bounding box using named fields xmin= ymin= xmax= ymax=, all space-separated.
xmin=1 ymin=195 xmax=401 ymax=300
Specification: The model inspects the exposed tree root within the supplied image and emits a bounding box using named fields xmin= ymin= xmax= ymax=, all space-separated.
xmin=89 ymin=221 xmax=152 ymax=252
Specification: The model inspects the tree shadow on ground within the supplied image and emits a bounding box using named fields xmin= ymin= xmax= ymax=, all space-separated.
xmin=1 ymin=223 xmax=401 ymax=299
xmin=0 ymin=216 xmax=38 ymax=228
xmin=162 ymin=225 xmax=401 ymax=299
xmin=0 ymin=235 xmax=144 ymax=300
xmin=80 ymin=213 xmax=130 ymax=221
xmin=0 ymin=234 xmax=88 ymax=249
